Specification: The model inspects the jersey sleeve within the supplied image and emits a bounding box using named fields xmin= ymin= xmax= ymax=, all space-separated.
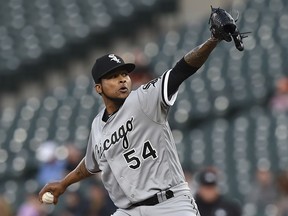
xmin=136 ymin=70 xmax=178 ymax=122
xmin=84 ymin=132 xmax=100 ymax=173
xmin=162 ymin=69 xmax=178 ymax=106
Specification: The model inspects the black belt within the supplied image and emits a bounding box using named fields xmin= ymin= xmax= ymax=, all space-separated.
xmin=131 ymin=190 xmax=174 ymax=207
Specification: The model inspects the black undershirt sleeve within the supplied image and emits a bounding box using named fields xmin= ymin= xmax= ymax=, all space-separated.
xmin=167 ymin=57 xmax=199 ymax=98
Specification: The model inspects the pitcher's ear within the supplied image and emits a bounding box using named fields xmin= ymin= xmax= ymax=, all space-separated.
xmin=95 ymin=84 xmax=102 ymax=95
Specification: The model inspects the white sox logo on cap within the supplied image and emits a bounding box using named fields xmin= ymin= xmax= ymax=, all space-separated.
xmin=108 ymin=54 xmax=121 ymax=63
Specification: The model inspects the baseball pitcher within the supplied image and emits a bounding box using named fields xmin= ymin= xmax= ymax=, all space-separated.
xmin=39 ymin=7 xmax=247 ymax=216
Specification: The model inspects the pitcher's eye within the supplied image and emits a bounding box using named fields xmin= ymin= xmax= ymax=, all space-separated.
xmin=107 ymin=73 xmax=118 ymax=79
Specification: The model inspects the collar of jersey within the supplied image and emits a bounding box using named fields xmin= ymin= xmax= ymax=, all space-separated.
xmin=102 ymin=108 xmax=119 ymax=122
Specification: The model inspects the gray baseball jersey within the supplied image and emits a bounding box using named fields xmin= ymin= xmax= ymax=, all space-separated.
xmin=85 ymin=70 xmax=189 ymax=209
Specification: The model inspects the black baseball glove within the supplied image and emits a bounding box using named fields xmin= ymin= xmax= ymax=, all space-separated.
xmin=209 ymin=6 xmax=250 ymax=51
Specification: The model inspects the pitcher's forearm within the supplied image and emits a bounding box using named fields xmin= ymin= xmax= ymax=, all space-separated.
xmin=184 ymin=37 xmax=219 ymax=68
xmin=60 ymin=158 xmax=94 ymax=188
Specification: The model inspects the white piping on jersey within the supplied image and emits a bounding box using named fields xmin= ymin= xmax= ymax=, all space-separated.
xmin=163 ymin=69 xmax=178 ymax=106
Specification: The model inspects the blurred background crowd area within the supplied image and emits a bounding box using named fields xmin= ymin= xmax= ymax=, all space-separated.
xmin=0 ymin=0 xmax=288 ymax=215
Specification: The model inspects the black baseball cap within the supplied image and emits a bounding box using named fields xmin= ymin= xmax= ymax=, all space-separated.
xmin=92 ymin=54 xmax=135 ymax=83
xmin=198 ymin=169 xmax=218 ymax=186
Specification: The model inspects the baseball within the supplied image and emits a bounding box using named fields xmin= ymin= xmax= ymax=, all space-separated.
xmin=42 ymin=192 xmax=54 ymax=204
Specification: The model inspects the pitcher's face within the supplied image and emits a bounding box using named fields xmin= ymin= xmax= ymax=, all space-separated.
xmin=95 ymin=70 xmax=132 ymax=104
